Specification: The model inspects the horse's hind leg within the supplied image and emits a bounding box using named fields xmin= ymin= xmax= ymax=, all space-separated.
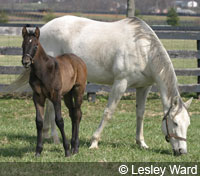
xmin=90 ymin=79 xmax=128 ymax=149
xmin=43 ymin=99 xmax=60 ymax=144
xmin=136 ymin=87 xmax=151 ymax=149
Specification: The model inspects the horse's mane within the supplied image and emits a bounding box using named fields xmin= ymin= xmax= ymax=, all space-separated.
xmin=125 ymin=17 xmax=180 ymax=99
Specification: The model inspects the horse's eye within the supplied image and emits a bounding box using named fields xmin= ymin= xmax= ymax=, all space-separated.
xmin=174 ymin=122 xmax=178 ymax=127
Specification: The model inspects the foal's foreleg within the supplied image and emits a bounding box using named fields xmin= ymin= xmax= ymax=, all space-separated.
xmin=33 ymin=93 xmax=46 ymax=156
xmin=90 ymin=79 xmax=128 ymax=149
xmin=136 ymin=87 xmax=150 ymax=149
xmin=52 ymin=95 xmax=70 ymax=157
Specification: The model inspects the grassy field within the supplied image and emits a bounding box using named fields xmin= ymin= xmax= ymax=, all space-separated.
xmin=0 ymin=94 xmax=199 ymax=163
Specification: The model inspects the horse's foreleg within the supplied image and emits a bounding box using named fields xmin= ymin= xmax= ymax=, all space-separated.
xmin=53 ymin=96 xmax=70 ymax=157
xmin=42 ymin=100 xmax=51 ymax=138
xmin=136 ymin=87 xmax=151 ymax=149
xmin=89 ymin=79 xmax=128 ymax=149
xmin=43 ymin=99 xmax=60 ymax=144
xmin=33 ymin=93 xmax=46 ymax=157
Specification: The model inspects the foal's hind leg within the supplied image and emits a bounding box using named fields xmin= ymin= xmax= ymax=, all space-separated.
xmin=90 ymin=79 xmax=128 ymax=149
xmin=64 ymin=86 xmax=84 ymax=154
xmin=52 ymin=94 xmax=70 ymax=157
xmin=136 ymin=87 xmax=151 ymax=149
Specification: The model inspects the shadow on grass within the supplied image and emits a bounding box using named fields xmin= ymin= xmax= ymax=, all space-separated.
xmin=0 ymin=133 xmax=55 ymax=157
xmin=149 ymin=148 xmax=172 ymax=155
xmin=83 ymin=138 xmax=173 ymax=156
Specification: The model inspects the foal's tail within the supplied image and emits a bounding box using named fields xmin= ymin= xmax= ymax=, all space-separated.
xmin=6 ymin=68 xmax=31 ymax=93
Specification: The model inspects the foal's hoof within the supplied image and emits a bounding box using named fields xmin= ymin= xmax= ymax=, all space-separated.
xmin=65 ymin=151 xmax=71 ymax=157
xmin=71 ymin=148 xmax=79 ymax=155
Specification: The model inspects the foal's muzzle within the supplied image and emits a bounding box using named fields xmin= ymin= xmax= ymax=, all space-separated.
xmin=22 ymin=55 xmax=32 ymax=68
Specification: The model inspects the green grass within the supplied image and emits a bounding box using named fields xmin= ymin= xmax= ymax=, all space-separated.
xmin=0 ymin=35 xmax=22 ymax=47
xmin=0 ymin=94 xmax=199 ymax=162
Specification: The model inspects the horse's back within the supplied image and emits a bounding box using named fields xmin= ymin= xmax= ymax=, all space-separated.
xmin=40 ymin=15 xmax=159 ymax=87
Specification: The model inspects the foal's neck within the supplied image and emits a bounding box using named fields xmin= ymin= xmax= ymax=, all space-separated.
xmin=34 ymin=42 xmax=49 ymax=63
xmin=31 ymin=42 xmax=51 ymax=78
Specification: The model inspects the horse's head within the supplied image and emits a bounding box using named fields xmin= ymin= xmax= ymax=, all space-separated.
xmin=21 ymin=27 xmax=40 ymax=68
xmin=161 ymin=96 xmax=192 ymax=156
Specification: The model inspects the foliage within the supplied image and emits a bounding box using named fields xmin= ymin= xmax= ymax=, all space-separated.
xmin=43 ymin=11 xmax=57 ymax=23
xmin=0 ymin=11 xmax=8 ymax=23
xmin=135 ymin=9 xmax=140 ymax=17
xmin=166 ymin=8 xmax=179 ymax=26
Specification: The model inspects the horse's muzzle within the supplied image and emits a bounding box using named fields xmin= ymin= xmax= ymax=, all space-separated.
xmin=173 ymin=148 xmax=187 ymax=156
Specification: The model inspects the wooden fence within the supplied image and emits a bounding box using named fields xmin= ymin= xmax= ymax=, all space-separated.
xmin=1 ymin=24 xmax=200 ymax=101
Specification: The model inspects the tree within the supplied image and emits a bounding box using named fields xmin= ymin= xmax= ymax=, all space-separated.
xmin=0 ymin=11 xmax=8 ymax=23
xmin=166 ymin=8 xmax=179 ymax=26
xmin=126 ymin=0 xmax=135 ymax=17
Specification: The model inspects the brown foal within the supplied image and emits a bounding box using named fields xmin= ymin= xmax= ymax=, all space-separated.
xmin=21 ymin=27 xmax=87 ymax=157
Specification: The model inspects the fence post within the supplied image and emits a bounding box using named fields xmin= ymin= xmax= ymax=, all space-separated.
xmin=87 ymin=82 xmax=96 ymax=102
xmin=197 ymin=40 xmax=200 ymax=98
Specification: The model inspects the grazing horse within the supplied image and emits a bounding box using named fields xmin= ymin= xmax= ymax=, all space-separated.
xmin=21 ymin=26 xmax=87 ymax=157
xmin=13 ymin=16 xmax=192 ymax=156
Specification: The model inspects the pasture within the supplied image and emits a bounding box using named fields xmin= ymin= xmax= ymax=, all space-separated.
xmin=0 ymin=94 xmax=199 ymax=162
xmin=0 ymin=27 xmax=200 ymax=163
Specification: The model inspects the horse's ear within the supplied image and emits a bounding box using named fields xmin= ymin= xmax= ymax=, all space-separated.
xmin=22 ymin=26 xmax=27 ymax=38
xmin=171 ymin=96 xmax=180 ymax=108
xmin=35 ymin=27 xmax=40 ymax=39
xmin=184 ymin=97 xmax=193 ymax=109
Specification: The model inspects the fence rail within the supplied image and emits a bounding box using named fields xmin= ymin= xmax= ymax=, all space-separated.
xmin=1 ymin=24 xmax=200 ymax=99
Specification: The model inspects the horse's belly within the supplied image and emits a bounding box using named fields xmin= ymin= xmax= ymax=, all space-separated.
xmin=87 ymin=66 xmax=114 ymax=85
xmin=130 ymin=78 xmax=153 ymax=88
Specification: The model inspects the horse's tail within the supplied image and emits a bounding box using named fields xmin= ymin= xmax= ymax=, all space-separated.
xmin=6 ymin=68 xmax=31 ymax=93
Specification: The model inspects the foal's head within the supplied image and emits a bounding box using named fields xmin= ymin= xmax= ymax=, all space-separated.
xmin=22 ymin=27 xmax=40 ymax=68
xmin=161 ymin=97 xmax=192 ymax=156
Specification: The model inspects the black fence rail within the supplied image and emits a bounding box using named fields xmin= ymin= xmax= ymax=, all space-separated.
xmin=1 ymin=24 xmax=200 ymax=100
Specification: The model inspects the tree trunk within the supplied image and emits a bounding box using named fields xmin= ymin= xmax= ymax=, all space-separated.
xmin=126 ymin=0 xmax=135 ymax=17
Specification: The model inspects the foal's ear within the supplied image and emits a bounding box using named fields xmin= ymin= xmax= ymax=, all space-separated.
xmin=35 ymin=27 xmax=40 ymax=39
xmin=22 ymin=27 xmax=28 ymax=38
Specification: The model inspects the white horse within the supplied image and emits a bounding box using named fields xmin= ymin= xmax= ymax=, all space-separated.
xmin=14 ymin=16 xmax=192 ymax=156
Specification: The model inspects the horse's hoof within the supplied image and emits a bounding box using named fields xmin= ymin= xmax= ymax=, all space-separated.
xmin=136 ymin=140 xmax=149 ymax=149
xmin=35 ymin=153 xmax=41 ymax=157
xmin=53 ymin=135 xmax=60 ymax=144
xmin=43 ymin=129 xmax=50 ymax=139
xmin=89 ymin=140 xmax=99 ymax=149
